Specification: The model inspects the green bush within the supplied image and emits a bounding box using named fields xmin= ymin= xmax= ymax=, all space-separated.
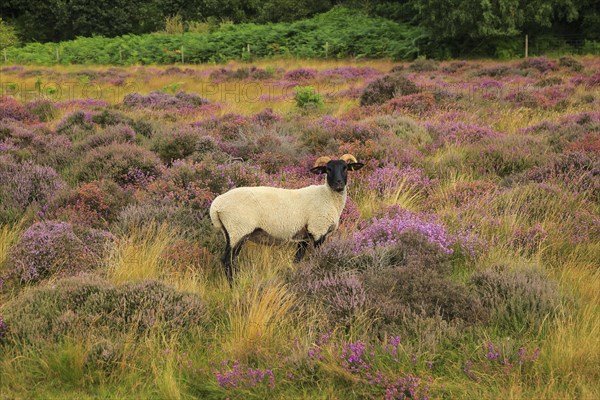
xmin=4 ymin=8 xmax=423 ymax=65
xmin=294 ymin=86 xmax=324 ymax=109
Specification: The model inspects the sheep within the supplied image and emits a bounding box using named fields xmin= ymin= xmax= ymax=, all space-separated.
xmin=209 ymin=153 xmax=364 ymax=285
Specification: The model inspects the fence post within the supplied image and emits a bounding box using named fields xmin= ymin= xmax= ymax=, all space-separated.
xmin=525 ymin=34 xmax=528 ymax=58
xmin=56 ymin=47 xmax=60 ymax=62
xmin=181 ymin=45 xmax=184 ymax=64
xmin=3 ymin=48 xmax=7 ymax=63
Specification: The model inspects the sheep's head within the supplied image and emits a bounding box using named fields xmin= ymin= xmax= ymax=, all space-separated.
xmin=310 ymin=154 xmax=364 ymax=192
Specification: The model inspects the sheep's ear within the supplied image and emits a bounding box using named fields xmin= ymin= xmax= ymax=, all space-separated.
xmin=310 ymin=166 xmax=327 ymax=175
xmin=347 ymin=162 xmax=364 ymax=171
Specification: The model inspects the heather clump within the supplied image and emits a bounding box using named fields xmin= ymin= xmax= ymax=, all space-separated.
xmin=426 ymin=121 xmax=502 ymax=147
xmin=74 ymin=123 xmax=136 ymax=154
xmin=1 ymin=275 xmax=206 ymax=344
xmin=472 ymin=265 xmax=559 ymax=332
xmin=522 ymin=151 xmax=600 ymax=202
xmin=52 ymin=180 xmax=133 ymax=228
xmin=463 ymin=135 xmax=546 ymax=177
xmin=73 ymin=143 xmax=161 ymax=185
xmin=283 ymin=68 xmax=317 ymax=81
xmin=361 ymin=163 xmax=436 ymax=197
xmin=320 ymin=66 xmax=379 ymax=80
xmin=152 ymin=125 xmax=201 ymax=164
xmin=382 ymin=93 xmax=436 ymax=115
xmin=353 ymin=205 xmax=455 ymax=255
xmin=408 ymin=58 xmax=438 ymax=72
xmin=364 ymin=266 xmax=487 ymax=335
xmin=123 ymin=91 xmax=209 ymax=110
xmin=559 ymin=56 xmax=583 ymax=71
xmin=55 ymin=110 xmax=96 ymax=138
xmin=518 ymin=57 xmax=558 ymax=73
xmin=26 ymin=99 xmax=58 ymax=122
xmin=0 ymin=97 xmax=36 ymax=122
xmin=6 ymin=221 xmax=113 ymax=283
xmin=359 ymin=73 xmax=420 ymax=106
xmin=0 ymin=156 xmax=65 ymax=223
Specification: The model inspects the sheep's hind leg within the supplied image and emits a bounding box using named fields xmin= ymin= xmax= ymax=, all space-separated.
xmin=231 ymin=239 xmax=247 ymax=275
xmin=294 ymin=240 xmax=310 ymax=263
xmin=221 ymin=229 xmax=234 ymax=287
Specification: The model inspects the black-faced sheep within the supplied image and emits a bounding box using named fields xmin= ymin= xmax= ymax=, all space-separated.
xmin=209 ymin=154 xmax=364 ymax=286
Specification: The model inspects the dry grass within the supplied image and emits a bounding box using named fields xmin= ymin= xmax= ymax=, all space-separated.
xmin=107 ymin=222 xmax=176 ymax=284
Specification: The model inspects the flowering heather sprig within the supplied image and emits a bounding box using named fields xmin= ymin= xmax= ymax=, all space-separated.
xmin=213 ymin=360 xmax=275 ymax=389
xmin=510 ymin=223 xmax=548 ymax=253
xmin=340 ymin=340 xmax=370 ymax=373
xmin=353 ymin=206 xmax=455 ymax=254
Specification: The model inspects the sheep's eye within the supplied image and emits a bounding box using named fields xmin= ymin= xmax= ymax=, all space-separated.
xmin=343 ymin=165 xmax=348 ymax=171
xmin=326 ymin=167 xmax=332 ymax=173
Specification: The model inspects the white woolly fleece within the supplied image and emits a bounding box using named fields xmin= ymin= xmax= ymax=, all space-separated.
xmin=209 ymin=184 xmax=347 ymax=247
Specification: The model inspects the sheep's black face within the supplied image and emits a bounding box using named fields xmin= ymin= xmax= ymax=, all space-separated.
xmin=310 ymin=159 xmax=364 ymax=192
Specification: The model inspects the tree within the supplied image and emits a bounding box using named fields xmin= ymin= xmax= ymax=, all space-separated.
xmin=0 ymin=18 xmax=19 ymax=50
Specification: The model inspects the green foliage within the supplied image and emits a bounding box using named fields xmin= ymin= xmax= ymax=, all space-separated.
xmin=4 ymin=8 xmax=423 ymax=64
xmin=294 ymin=86 xmax=324 ymax=109
xmin=0 ymin=18 xmax=19 ymax=50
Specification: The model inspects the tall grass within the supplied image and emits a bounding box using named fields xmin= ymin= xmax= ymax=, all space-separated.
xmin=107 ymin=222 xmax=175 ymax=284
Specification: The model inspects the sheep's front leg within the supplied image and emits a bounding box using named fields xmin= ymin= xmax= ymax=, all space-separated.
xmin=294 ymin=240 xmax=310 ymax=263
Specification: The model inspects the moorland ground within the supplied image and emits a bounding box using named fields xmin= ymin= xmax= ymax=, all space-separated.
xmin=0 ymin=56 xmax=599 ymax=399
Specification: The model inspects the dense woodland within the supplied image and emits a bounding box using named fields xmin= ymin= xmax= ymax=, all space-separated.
xmin=1 ymin=0 xmax=600 ymax=58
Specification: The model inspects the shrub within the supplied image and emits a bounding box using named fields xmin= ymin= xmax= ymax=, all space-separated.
xmin=74 ymin=123 xmax=136 ymax=154
xmin=6 ymin=221 xmax=113 ymax=283
xmin=1 ymin=275 xmax=206 ymax=344
xmin=52 ymin=180 xmax=133 ymax=228
xmin=353 ymin=206 xmax=455 ymax=255
xmin=284 ymin=68 xmax=317 ymax=81
xmin=123 ymin=91 xmax=209 ymax=111
xmin=408 ymin=58 xmax=438 ymax=72
xmin=359 ymin=73 xmax=419 ymax=106
xmin=73 ymin=143 xmax=161 ymax=185
xmin=294 ymin=86 xmax=324 ymax=109
xmin=115 ymin=203 xmax=211 ymax=241
xmin=55 ymin=110 xmax=96 ymax=139
xmin=518 ymin=57 xmax=558 ymax=73
xmin=0 ymin=97 xmax=35 ymax=122
xmin=364 ymin=266 xmax=486 ymax=331
xmin=426 ymin=121 xmax=502 ymax=147
xmin=294 ymin=272 xmax=367 ymax=326
xmin=463 ymin=135 xmax=546 ymax=178
xmin=471 ymin=265 xmax=560 ymax=332
xmin=152 ymin=126 xmax=201 ymax=164
xmin=534 ymin=77 xmax=564 ymax=87
xmin=559 ymin=56 xmax=583 ymax=71
xmin=26 ymin=99 xmax=58 ymax=122
xmin=382 ymin=93 xmax=436 ymax=115
xmin=0 ymin=156 xmax=65 ymax=223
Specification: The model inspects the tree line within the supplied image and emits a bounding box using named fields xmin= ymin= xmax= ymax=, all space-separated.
xmin=1 ymin=0 xmax=599 ymax=58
